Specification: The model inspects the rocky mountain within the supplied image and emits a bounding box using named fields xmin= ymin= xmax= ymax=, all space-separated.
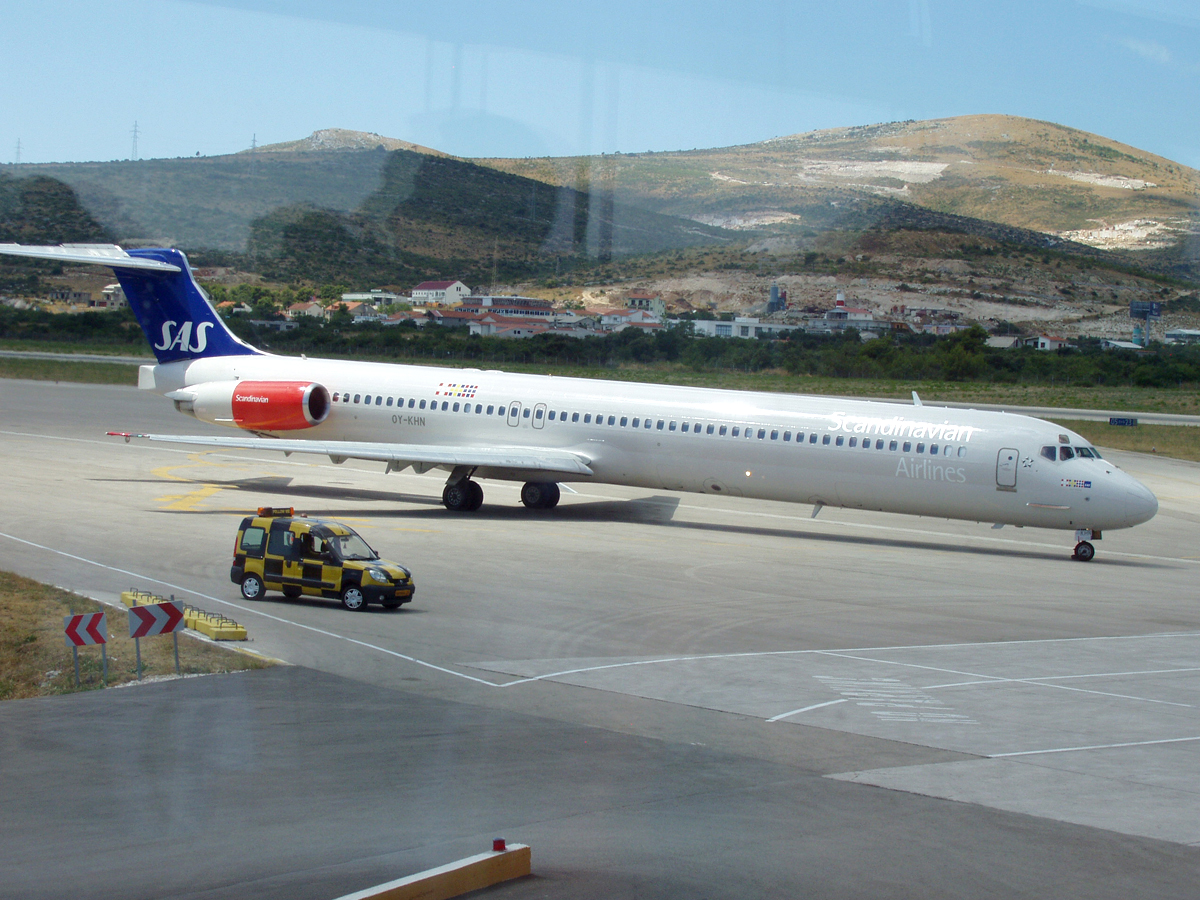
xmin=476 ymin=115 xmax=1200 ymax=256
xmin=243 ymin=128 xmax=448 ymax=158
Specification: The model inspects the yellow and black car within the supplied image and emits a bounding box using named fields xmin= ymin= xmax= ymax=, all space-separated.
xmin=231 ymin=508 xmax=414 ymax=611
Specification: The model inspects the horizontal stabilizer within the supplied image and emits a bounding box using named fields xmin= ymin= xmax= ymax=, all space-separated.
xmin=0 ymin=243 xmax=181 ymax=272
xmin=108 ymin=433 xmax=595 ymax=477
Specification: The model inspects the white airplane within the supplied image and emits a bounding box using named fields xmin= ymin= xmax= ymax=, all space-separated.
xmin=1 ymin=242 xmax=1158 ymax=561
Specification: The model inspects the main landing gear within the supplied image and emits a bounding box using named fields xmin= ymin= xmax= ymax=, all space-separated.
xmin=1072 ymin=528 xmax=1099 ymax=562
xmin=440 ymin=476 xmax=562 ymax=512
xmin=520 ymin=481 xmax=560 ymax=510
xmin=442 ymin=478 xmax=484 ymax=512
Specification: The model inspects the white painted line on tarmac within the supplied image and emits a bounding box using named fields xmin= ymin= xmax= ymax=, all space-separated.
xmin=815 ymin=650 xmax=1197 ymax=708
xmin=0 ymin=531 xmax=501 ymax=688
xmin=767 ymin=699 xmax=848 ymax=722
xmin=988 ymin=735 xmax=1200 ymax=758
xmin=926 ymin=666 xmax=1200 ymax=690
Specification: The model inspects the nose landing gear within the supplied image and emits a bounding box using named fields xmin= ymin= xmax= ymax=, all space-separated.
xmin=1072 ymin=528 xmax=1099 ymax=562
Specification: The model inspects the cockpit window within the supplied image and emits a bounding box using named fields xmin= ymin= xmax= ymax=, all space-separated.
xmin=1041 ymin=446 xmax=1057 ymax=461
xmin=1075 ymin=446 xmax=1101 ymax=459
xmin=1059 ymin=446 xmax=1075 ymax=461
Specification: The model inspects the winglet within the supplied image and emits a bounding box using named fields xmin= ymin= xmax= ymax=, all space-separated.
xmin=912 ymin=391 xmax=923 ymax=407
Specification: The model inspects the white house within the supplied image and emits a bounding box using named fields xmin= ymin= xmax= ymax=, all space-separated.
xmin=1023 ymin=334 xmax=1074 ymax=351
xmin=341 ymin=289 xmax=404 ymax=309
xmin=411 ymin=280 xmax=470 ymax=307
xmin=691 ymin=317 xmax=802 ymax=338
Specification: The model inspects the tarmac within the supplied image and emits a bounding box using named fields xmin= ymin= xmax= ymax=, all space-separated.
xmin=1 ymin=378 xmax=1198 ymax=899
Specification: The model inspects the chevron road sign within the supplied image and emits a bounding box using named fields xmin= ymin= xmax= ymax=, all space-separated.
xmin=128 ymin=600 xmax=186 ymax=679
xmin=128 ymin=601 xmax=185 ymax=638
xmin=64 ymin=613 xmax=107 ymax=647
xmin=63 ymin=613 xmax=108 ymax=686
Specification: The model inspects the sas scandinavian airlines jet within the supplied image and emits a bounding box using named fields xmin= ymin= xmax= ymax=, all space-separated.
xmin=1 ymin=243 xmax=1158 ymax=561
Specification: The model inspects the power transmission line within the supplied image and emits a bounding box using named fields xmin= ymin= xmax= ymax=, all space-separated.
xmin=131 ymin=121 xmax=140 ymax=160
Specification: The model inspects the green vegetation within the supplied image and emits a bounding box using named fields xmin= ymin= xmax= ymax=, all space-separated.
xmin=1049 ymin=420 xmax=1200 ymax=463
xmin=4 ymin=302 xmax=1199 ymax=408
xmin=0 ymin=571 xmax=271 ymax=701
xmin=0 ymin=357 xmax=138 ymax=384
xmin=225 ymin=319 xmax=1200 ymax=394
xmin=0 ymin=172 xmax=113 ymax=294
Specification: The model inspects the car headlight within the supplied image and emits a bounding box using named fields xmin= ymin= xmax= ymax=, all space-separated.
xmin=365 ymin=567 xmax=390 ymax=584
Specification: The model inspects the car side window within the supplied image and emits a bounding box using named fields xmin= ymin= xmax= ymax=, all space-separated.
xmin=240 ymin=526 xmax=266 ymax=558
xmin=267 ymin=525 xmax=296 ymax=558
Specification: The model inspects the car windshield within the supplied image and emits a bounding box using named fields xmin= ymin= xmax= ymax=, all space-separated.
xmin=329 ymin=533 xmax=377 ymax=561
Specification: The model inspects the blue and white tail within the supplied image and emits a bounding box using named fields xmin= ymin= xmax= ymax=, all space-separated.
xmin=0 ymin=243 xmax=262 ymax=364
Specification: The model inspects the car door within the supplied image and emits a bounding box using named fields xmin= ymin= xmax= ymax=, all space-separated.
xmin=265 ymin=521 xmax=300 ymax=586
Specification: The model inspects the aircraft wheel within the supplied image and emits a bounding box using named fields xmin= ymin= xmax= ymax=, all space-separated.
xmin=341 ymin=585 xmax=367 ymax=611
xmin=442 ymin=481 xmax=471 ymax=511
xmin=521 ymin=481 xmax=560 ymax=509
xmin=466 ymin=480 xmax=484 ymax=511
xmin=1072 ymin=541 xmax=1095 ymax=562
xmin=240 ymin=574 xmax=264 ymax=600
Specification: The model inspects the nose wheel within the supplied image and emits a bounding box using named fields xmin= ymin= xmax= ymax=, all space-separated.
xmin=1072 ymin=541 xmax=1095 ymax=562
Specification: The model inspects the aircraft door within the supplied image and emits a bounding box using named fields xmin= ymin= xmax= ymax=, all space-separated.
xmin=507 ymin=402 xmax=521 ymax=427
xmin=532 ymin=402 xmax=546 ymax=429
xmin=996 ymin=448 xmax=1018 ymax=489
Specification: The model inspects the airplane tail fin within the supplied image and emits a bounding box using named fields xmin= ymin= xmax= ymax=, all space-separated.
xmin=0 ymin=243 xmax=262 ymax=364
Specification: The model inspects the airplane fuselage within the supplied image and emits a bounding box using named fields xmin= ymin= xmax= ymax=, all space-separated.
xmin=147 ymin=353 xmax=1159 ymax=534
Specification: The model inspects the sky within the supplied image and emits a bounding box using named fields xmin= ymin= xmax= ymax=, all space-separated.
xmin=3 ymin=0 xmax=1199 ymax=167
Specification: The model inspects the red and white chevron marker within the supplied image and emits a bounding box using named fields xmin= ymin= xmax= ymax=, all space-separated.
xmin=64 ymin=613 xmax=107 ymax=647
xmin=128 ymin=601 xmax=185 ymax=638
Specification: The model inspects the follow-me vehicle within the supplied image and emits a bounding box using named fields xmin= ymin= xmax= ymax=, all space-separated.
xmin=0 ymin=242 xmax=1160 ymax=561
xmin=233 ymin=508 xmax=414 ymax=610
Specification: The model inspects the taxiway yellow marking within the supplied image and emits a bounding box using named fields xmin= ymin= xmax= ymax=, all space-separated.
xmin=155 ymin=483 xmax=224 ymax=511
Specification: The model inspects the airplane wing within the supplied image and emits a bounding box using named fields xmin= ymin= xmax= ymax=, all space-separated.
xmin=108 ymin=432 xmax=595 ymax=476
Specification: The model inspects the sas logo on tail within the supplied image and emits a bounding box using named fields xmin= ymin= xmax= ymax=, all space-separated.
xmin=155 ymin=320 xmax=214 ymax=354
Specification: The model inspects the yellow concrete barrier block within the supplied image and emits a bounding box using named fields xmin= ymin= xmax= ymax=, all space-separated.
xmin=121 ymin=590 xmax=156 ymax=607
xmin=333 ymin=844 xmax=531 ymax=900
xmin=192 ymin=616 xmax=247 ymax=641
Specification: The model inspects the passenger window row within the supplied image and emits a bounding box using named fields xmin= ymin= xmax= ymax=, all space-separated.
xmin=326 ymin=390 xmax=967 ymax=458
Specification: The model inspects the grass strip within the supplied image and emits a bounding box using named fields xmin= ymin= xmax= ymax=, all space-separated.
xmin=1049 ymin=420 xmax=1200 ymax=463
xmin=0 ymin=357 xmax=139 ymax=385
xmin=0 ymin=571 xmax=272 ymax=701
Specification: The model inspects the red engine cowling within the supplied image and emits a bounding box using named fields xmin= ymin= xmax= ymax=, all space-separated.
xmin=174 ymin=380 xmax=331 ymax=431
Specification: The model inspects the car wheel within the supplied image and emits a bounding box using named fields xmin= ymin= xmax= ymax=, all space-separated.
xmin=382 ymin=599 xmax=402 ymax=610
xmin=282 ymin=585 xmax=301 ymax=599
xmin=341 ymin=584 xmax=367 ymax=611
xmin=240 ymin=574 xmax=264 ymax=600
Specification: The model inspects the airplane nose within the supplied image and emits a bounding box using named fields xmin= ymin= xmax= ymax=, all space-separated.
xmin=1124 ymin=483 xmax=1158 ymax=526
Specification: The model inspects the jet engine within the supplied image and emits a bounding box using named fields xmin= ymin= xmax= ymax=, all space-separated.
xmin=168 ymin=380 xmax=331 ymax=431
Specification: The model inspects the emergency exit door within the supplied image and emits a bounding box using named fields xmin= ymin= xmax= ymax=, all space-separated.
xmin=996 ymin=448 xmax=1018 ymax=489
